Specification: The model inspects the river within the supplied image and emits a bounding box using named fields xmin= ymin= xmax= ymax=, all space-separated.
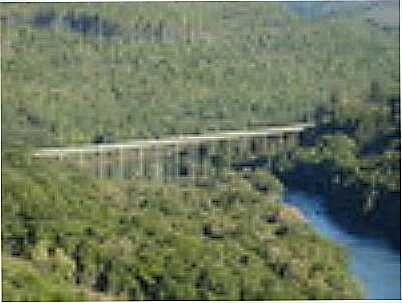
xmin=283 ymin=190 xmax=401 ymax=300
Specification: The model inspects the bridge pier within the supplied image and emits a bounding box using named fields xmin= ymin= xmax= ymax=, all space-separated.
xmin=80 ymin=151 xmax=84 ymax=168
xmin=119 ymin=147 xmax=124 ymax=178
xmin=279 ymin=134 xmax=284 ymax=147
xmin=175 ymin=143 xmax=180 ymax=179
xmin=227 ymin=140 xmax=231 ymax=169
xmin=241 ymin=137 xmax=248 ymax=159
xmin=192 ymin=145 xmax=196 ymax=185
xmin=107 ymin=152 xmax=114 ymax=178
xmin=254 ymin=136 xmax=262 ymax=155
xmin=154 ymin=146 xmax=161 ymax=181
xmin=283 ymin=133 xmax=294 ymax=149
xmin=198 ymin=143 xmax=209 ymax=178
xmin=267 ymin=136 xmax=276 ymax=155
xmin=139 ymin=146 xmax=144 ymax=177
xmin=203 ymin=144 xmax=208 ymax=178
xmin=124 ymin=149 xmax=133 ymax=178
xmin=98 ymin=146 xmax=103 ymax=179
xmin=164 ymin=148 xmax=173 ymax=183
xmin=209 ymin=141 xmax=216 ymax=177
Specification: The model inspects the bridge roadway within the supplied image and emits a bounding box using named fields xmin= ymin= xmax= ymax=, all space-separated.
xmin=32 ymin=123 xmax=314 ymax=158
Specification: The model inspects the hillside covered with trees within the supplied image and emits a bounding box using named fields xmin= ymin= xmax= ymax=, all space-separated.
xmin=275 ymin=90 xmax=401 ymax=248
xmin=2 ymin=149 xmax=363 ymax=300
xmin=1 ymin=2 xmax=399 ymax=145
xmin=1 ymin=2 xmax=399 ymax=300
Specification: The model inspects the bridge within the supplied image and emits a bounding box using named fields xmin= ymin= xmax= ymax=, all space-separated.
xmin=32 ymin=123 xmax=315 ymax=180
xmin=33 ymin=123 xmax=314 ymax=157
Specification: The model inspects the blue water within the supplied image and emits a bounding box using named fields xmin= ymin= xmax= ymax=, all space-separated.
xmin=284 ymin=190 xmax=401 ymax=300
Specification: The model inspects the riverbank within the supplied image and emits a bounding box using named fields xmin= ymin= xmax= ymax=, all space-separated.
xmin=277 ymin=165 xmax=401 ymax=251
xmin=283 ymin=190 xmax=401 ymax=299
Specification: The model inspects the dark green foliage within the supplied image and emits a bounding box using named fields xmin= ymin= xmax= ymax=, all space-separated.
xmin=277 ymin=96 xmax=400 ymax=248
xmin=242 ymin=169 xmax=283 ymax=196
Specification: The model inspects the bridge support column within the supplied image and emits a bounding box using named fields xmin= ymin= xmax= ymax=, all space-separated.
xmin=203 ymin=144 xmax=208 ymax=178
xmin=80 ymin=151 xmax=84 ymax=168
xmin=209 ymin=141 xmax=216 ymax=177
xmin=99 ymin=146 xmax=103 ymax=179
xmin=107 ymin=151 xmax=113 ymax=178
xmin=291 ymin=133 xmax=296 ymax=147
xmin=124 ymin=149 xmax=132 ymax=178
xmin=139 ymin=147 xmax=144 ymax=177
xmin=241 ymin=137 xmax=247 ymax=159
xmin=164 ymin=148 xmax=171 ymax=183
xmin=227 ymin=140 xmax=231 ymax=170
xmin=270 ymin=137 xmax=277 ymax=154
xmin=292 ymin=132 xmax=299 ymax=146
xmin=284 ymin=133 xmax=292 ymax=149
xmin=119 ymin=147 xmax=124 ymax=178
xmin=155 ymin=146 xmax=162 ymax=182
xmin=279 ymin=134 xmax=284 ymax=147
xmin=298 ymin=131 xmax=305 ymax=146
xmin=192 ymin=145 xmax=196 ymax=185
xmin=175 ymin=143 xmax=180 ymax=178
xmin=254 ymin=137 xmax=261 ymax=155
xmin=251 ymin=137 xmax=258 ymax=155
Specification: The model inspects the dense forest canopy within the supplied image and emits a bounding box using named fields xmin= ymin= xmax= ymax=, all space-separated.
xmin=1 ymin=2 xmax=399 ymax=301
xmin=2 ymin=153 xmax=363 ymax=300
xmin=275 ymin=87 xmax=401 ymax=248
xmin=1 ymin=2 xmax=399 ymax=145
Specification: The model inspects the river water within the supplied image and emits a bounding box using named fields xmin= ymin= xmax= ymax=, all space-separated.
xmin=283 ymin=190 xmax=401 ymax=300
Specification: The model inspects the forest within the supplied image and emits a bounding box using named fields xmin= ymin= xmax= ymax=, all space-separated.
xmin=1 ymin=2 xmax=399 ymax=300
xmin=3 ymin=152 xmax=363 ymax=300
xmin=275 ymin=89 xmax=401 ymax=248
xmin=2 ymin=2 xmax=398 ymax=145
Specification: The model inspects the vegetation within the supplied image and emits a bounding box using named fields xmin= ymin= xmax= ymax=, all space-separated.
xmin=276 ymin=92 xmax=400 ymax=248
xmin=1 ymin=2 xmax=399 ymax=300
xmin=1 ymin=2 xmax=399 ymax=145
xmin=2 ymin=153 xmax=362 ymax=300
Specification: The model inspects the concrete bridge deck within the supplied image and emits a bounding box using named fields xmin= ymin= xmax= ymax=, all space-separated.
xmin=32 ymin=123 xmax=315 ymax=158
